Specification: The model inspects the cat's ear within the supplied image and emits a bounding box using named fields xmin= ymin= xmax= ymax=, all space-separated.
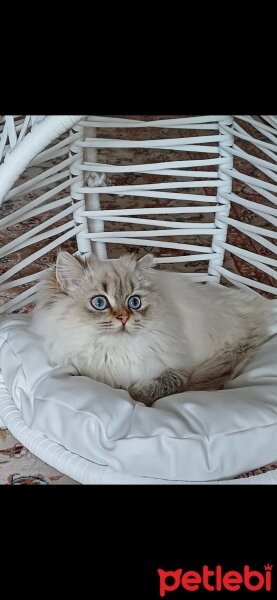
xmin=137 ymin=254 xmax=156 ymax=269
xmin=56 ymin=251 xmax=84 ymax=292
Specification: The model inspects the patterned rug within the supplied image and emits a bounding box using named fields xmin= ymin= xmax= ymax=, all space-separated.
xmin=0 ymin=116 xmax=276 ymax=484
xmin=0 ymin=429 xmax=77 ymax=484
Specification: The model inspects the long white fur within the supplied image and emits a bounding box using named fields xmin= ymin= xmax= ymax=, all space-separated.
xmin=31 ymin=252 xmax=271 ymax=394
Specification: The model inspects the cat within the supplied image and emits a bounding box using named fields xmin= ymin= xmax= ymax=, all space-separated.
xmin=31 ymin=251 xmax=271 ymax=406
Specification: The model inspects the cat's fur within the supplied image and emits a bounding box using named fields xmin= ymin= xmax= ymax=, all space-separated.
xmin=31 ymin=251 xmax=271 ymax=406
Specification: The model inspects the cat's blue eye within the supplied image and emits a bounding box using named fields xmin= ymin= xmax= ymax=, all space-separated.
xmin=91 ymin=295 xmax=108 ymax=310
xmin=128 ymin=295 xmax=141 ymax=310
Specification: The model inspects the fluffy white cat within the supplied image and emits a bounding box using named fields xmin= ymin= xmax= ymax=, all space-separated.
xmin=31 ymin=251 xmax=271 ymax=405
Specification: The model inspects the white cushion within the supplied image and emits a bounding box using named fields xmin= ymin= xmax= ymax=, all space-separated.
xmin=1 ymin=304 xmax=277 ymax=482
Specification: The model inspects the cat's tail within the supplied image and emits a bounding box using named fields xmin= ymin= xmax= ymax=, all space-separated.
xmin=185 ymin=343 xmax=258 ymax=392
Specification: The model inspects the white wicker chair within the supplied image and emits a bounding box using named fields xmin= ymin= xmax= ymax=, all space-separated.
xmin=0 ymin=115 xmax=276 ymax=484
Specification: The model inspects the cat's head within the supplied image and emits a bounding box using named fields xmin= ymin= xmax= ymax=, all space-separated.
xmin=53 ymin=251 xmax=160 ymax=335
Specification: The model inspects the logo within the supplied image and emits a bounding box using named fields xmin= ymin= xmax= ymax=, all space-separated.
xmin=158 ymin=564 xmax=273 ymax=595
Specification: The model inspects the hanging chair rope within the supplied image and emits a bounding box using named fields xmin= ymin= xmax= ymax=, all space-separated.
xmin=0 ymin=115 xmax=85 ymax=205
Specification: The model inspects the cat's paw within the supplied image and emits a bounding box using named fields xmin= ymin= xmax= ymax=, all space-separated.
xmin=128 ymin=383 xmax=156 ymax=407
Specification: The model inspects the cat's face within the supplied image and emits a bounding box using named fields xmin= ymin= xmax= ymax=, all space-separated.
xmin=54 ymin=251 xmax=161 ymax=335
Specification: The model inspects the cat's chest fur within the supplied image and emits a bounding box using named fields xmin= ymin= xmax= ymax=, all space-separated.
xmin=71 ymin=333 xmax=180 ymax=389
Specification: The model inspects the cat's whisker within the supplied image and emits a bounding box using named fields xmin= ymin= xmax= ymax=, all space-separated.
xmin=150 ymin=327 xmax=181 ymax=342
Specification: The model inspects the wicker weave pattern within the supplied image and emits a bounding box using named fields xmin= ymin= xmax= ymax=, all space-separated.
xmin=0 ymin=115 xmax=276 ymax=314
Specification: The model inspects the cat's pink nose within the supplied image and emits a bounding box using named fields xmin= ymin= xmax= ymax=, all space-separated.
xmin=117 ymin=314 xmax=129 ymax=325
